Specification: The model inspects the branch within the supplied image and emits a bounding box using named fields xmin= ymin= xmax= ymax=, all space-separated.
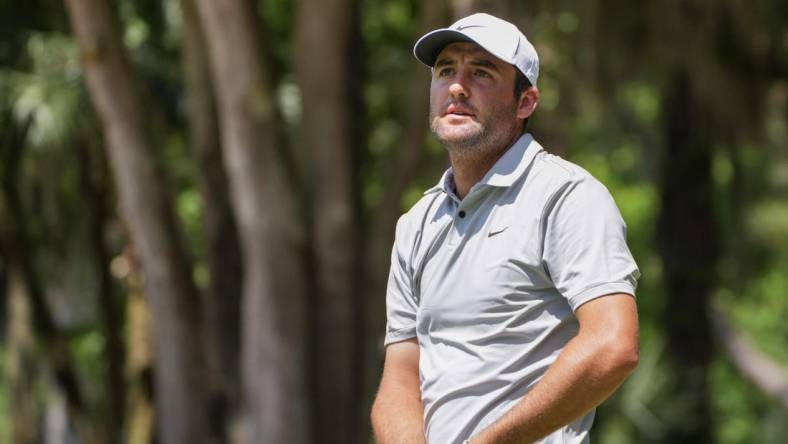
xmin=711 ymin=305 xmax=788 ymax=408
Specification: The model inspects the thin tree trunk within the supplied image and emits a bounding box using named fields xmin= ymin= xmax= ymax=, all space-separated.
xmin=295 ymin=0 xmax=362 ymax=442
xmin=361 ymin=0 xmax=449 ymax=425
xmin=195 ymin=1 xmax=310 ymax=442
xmin=77 ymin=138 xmax=125 ymax=444
xmin=711 ymin=305 xmax=788 ymax=408
xmin=122 ymin=248 xmax=156 ymax=444
xmin=3 ymin=261 xmax=40 ymax=444
xmin=452 ymin=0 xmax=476 ymax=18
xmin=1 ymin=112 xmax=96 ymax=443
xmin=181 ymin=0 xmax=244 ymax=441
xmin=0 ymin=136 xmax=40 ymax=444
xmin=656 ymin=70 xmax=718 ymax=444
xmin=63 ymin=1 xmax=209 ymax=443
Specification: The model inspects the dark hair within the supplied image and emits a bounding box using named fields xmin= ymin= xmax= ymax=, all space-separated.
xmin=514 ymin=69 xmax=532 ymax=98
xmin=513 ymin=69 xmax=533 ymax=132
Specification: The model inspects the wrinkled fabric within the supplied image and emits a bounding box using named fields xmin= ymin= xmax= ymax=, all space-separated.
xmin=384 ymin=133 xmax=640 ymax=444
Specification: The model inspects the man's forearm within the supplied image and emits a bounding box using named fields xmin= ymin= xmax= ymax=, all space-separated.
xmin=371 ymin=382 xmax=426 ymax=444
xmin=372 ymin=339 xmax=426 ymax=444
xmin=471 ymin=295 xmax=639 ymax=443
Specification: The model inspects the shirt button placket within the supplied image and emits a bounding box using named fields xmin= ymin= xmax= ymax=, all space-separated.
xmin=448 ymin=208 xmax=467 ymax=248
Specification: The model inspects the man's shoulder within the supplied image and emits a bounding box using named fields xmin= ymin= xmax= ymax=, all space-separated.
xmin=394 ymin=190 xmax=445 ymax=241
xmin=532 ymin=150 xmax=594 ymax=183
xmin=528 ymin=149 xmax=609 ymax=197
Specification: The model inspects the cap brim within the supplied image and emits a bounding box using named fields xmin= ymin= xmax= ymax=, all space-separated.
xmin=413 ymin=29 xmax=476 ymax=67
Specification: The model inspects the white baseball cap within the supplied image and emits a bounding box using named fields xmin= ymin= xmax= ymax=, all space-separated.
xmin=413 ymin=13 xmax=539 ymax=87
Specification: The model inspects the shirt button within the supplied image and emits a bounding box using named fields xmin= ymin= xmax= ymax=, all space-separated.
xmin=458 ymin=210 xmax=466 ymax=218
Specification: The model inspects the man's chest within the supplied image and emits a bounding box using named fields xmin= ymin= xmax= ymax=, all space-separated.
xmin=412 ymin=197 xmax=554 ymax=313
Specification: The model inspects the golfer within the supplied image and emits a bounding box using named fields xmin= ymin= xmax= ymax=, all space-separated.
xmin=371 ymin=13 xmax=641 ymax=444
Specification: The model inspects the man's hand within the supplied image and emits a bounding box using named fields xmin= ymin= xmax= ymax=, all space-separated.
xmin=371 ymin=338 xmax=426 ymax=444
xmin=470 ymin=293 xmax=639 ymax=443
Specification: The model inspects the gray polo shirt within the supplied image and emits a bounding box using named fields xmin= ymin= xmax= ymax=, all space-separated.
xmin=384 ymin=133 xmax=640 ymax=444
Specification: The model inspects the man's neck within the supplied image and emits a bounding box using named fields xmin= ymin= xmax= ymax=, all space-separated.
xmin=448 ymin=133 xmax=522 ymax=199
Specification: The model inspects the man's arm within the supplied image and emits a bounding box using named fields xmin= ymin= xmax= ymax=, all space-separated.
xmin=471 ymin=293 xmax=639 ymax=444
xmin=371 ymin=338 xmax=426 ymax=444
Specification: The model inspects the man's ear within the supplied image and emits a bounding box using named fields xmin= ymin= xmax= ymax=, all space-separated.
xmin=517 ymin=87 xmax=539 ymax=120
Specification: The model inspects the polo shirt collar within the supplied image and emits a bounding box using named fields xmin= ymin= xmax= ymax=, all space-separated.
xmin=424 ymin=133 xmax=543 ymax=196
xmin=423 ymin=168 xmax=457 ymax=197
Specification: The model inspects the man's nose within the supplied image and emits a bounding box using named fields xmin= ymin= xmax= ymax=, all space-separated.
xmin=448 ymin=72 xmax=470 ymax=98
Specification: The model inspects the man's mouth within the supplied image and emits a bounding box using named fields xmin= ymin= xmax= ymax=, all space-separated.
xmin=445 ymin=104 xmax=475 ymax=117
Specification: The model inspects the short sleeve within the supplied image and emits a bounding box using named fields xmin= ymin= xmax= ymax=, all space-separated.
xmin=541 ymin=175 xmax=640 ymax=311
xmin=383 ymin=215 xmax=419 ymax=345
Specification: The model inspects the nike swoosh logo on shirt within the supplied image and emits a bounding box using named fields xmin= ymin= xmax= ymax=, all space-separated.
xmin=488 ymin=227 xmax=508 ymax=237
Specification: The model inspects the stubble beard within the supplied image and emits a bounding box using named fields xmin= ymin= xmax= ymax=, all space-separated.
xmin=429 ymin=99 xmax=521 ymax=160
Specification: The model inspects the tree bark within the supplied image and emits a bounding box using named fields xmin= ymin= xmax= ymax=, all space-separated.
xmin=181 ymin=0 xmax=244 ymax=441
xmin=63 ymin=1 xmax=209 ymax=443
xmin=77 ymin=137 xmax=125 ymax=444
xmin=361 ymin=0 xmax=449 ymax=424
xmin=0 ymin=126 xmax=42 ymax=443
xmin=295 ymin=0 xmax=362 ymax=442
xmin=656 ymin=70 xmax=718 ymax=444
xmin=0 ymin=111 xmax=96 ymax=443
xmin=3 ymin=261 xmax=40 ymax=444
xmin=451 ymin=0 xmax=476 ymax=19
xmin=121 ymin=247 xmax=156 ymax=444
xmin=195 ymin=1 xmax=310 ymax=442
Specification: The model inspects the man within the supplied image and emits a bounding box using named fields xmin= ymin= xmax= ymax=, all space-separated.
xmin=371 ymin=12 xmax=640 ymax=444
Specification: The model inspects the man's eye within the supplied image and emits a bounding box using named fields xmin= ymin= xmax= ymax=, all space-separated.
xmin=438 ymin=68 xmax=454 ymax=77
xmin=474 ymin=70 xmax=491 ymax=78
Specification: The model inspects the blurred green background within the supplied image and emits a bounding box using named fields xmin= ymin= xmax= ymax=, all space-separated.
xmin=1 ymin=0 xmax=787 ymax=443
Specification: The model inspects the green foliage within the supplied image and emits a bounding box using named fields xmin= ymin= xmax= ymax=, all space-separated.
xmin=617 ymin=82 xmax=660 ymax=124
xmin=748 ymin=200 xmax=788 ymax=254
xmin=69 ymin=330 xmax=107 ymax=406
xmin=724 ymin=265 xmax=788 ymax=365
xmin=4 ymin=32 xmax=81 ymax=149
xmin=1 ymin=0 xmax=787 ymax=442
xmin=711 ymin=358 xmax=788 ymax=444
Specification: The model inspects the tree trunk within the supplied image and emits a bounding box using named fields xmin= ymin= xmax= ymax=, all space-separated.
xmin=195 ymin=1 xmax=310 ymax=442
xmin=656 ymin=70 xmax=718 ymax=444
xmin=63 ymin=1 xmax=209 ymax=443
xmin=3 ymin=262 xmax=40 ymax=444
xmin=295 ymin=0 xmax=362 ymax=442
xmin=711 ymin=305 xmax=788 ymax=408
xmin=181 ymin=0 xmax=244 ymax=441
xmin=1 ymin=111 xmax=96 ymax=443
xmin=77 ymin=137 xmax=125 ymax=444
xmin=361 ymin=0 xmax=449 ymax=426
xmin=122 ymin=247 xmax=156 ymax=444
xmin=451 ymin=0 xmax=476 ymax=18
